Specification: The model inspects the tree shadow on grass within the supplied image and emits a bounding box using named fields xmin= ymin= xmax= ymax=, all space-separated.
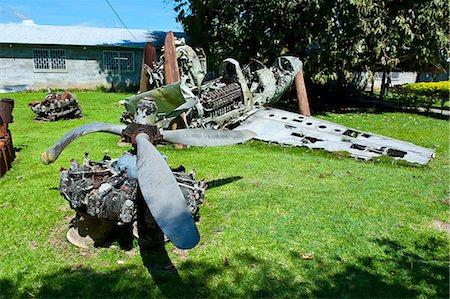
xmin=308 ymin=235 xmax=449 ymax=298
xmin=1 ymin=235 xmax=447 ymax=298
xmin=0 ymin=248 xmax=300 ymax=298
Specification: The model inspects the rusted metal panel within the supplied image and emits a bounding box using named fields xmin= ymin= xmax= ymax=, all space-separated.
xmin=0 ymin=98 xmax=14 ymax=124
xmin=164 ymin=32 xmax=187 ymax=146
xmin=139 ymin=43 xmax=157 ymax=93
xmin=295 ymin=71 xmax=311 ymax=116
xmin=164 ymin=32 xmax=180 ymax=85
xmin=0 ymin=98 xmax=14 ymax=177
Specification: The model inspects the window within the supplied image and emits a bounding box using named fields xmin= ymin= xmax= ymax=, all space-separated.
xmin=103 ymin=51 xmax=134 ymax=72
xmin=33 ymin=49 xmax=66 ymax=72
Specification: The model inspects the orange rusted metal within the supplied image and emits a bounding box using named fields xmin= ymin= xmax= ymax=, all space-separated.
xmin=0 ymin=98 xmax=14 ymax=177
xmin=164 ymin=32 xmax=180 ymax=85
xmin=164 ymin=32 xmax=187 ymax=148
xmin=295 ymin=71 xmax=311 ymax=116
xmin=139 ymin=43 xmax=157 ymax=93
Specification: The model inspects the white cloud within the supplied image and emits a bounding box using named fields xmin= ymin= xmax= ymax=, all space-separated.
xmin=21 ymin=19 xmax=36 ymax=25
xmin=13 ymin=11 xmax=28 ymax=20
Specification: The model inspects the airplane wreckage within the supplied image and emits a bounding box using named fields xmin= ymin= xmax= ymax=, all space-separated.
xmin=129 ymin=38 xmax=434 ymax=165
xmin=41 ymin=34 xmax=434 ymax=250
xmin=29 ymin=91 xmax=82 ymax=121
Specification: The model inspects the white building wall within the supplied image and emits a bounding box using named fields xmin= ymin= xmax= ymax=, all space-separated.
xmin=373 ymin=72 xmax=417 ymax=88
xmin=351 ymin=71 xmax=417 ymax=91
xmin=0 ymin=44 xmax=144 ymax=90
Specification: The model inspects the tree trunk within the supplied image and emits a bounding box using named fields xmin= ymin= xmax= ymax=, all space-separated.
xmin=369 ymin=69 xmax=374 ymax=98
xmin=379 ymin=70 xmax=386 ymax=100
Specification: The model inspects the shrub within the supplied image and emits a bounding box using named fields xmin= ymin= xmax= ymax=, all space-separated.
xmin=393 ymin=81 xmax=450 ymax=109
xmin=95 ymin=84 xmax=109 ymax=92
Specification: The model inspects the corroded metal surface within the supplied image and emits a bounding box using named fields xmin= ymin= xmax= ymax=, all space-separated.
xmin=29 ymin=92 xmax=82 ymax=121
xmin=60 ymin=154 xmax=205 ymax=224
xmin=237 ymin=107 xmax=435 ymax=164
xmin=139 ymin=43 xmax=158 ymax=92
xmin=59 ymin=153 xmax=206 ymax=247
xmin=201 ymin=83 xmax=243 ymax=115
xmin=0 ymin=98 xmax=14 ymax=123
xmin=125 ymin=39 xmax=434 ymax=164
xmin=164 ymin=32 xmax=180 ymax=85
xmin=42 ymin=95 xmax=253 ymax=249
xmin=0 ymin=98 xmax=14 ymax=177
xmin=295 ymin=71 xmax=311 ymax=116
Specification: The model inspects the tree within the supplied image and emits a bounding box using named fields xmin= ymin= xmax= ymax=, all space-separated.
xmin=172 ymin=0 xmax=448 ymax=91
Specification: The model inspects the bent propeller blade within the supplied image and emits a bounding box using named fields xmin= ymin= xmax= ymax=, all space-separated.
xmin=161 ymin=129 xmax=256 ymax=146
xmin=136 ymin=133 xmax=200 ymax=249
xmin=41 ymin=122 xmax=126 ymax=164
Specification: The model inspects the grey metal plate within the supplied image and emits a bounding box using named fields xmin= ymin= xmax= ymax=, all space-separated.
xmin=236 ymin=108 xmax=434 ymax=164
xmin=161 ymin=129 xmax=256 ymax=146
xmin=136 ymin=133 xmax=200 ymax=249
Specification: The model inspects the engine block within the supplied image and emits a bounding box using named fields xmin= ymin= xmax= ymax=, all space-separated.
xmin=200 ymin=82 xmax=243 ymax=118
xmin=59 ymin=155 xmax=206 ymax=225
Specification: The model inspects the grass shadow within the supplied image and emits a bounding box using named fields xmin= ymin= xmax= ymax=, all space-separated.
xmin=207 ymin=176 xmax=243 ymax=189
xmin=1 ymin=233 xmax=447 ymax=298
xmin=12 ymin=144 xmax=28 ymax=153
xmin=308 ymin=235 xmax=449 ymax=298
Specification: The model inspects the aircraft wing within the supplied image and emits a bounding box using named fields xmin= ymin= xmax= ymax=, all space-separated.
xmin=235 ymin=107 xmax=435 ymax=164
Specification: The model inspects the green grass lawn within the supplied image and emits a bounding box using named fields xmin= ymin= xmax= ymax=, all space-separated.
xmin=0 ymin=91 xmax=448 ymax=298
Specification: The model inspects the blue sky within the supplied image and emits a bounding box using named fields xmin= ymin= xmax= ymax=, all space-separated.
xmin=0 ymin=0 xmax=183 ymax=31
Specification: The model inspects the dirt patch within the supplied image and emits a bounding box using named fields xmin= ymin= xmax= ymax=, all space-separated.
xmin=172 ymin=248 xmax=189 ymax=260
xmin=49 ymin=219 xmax=70 ymax=248
xmin=431 ymin=220 xmax=450 ymax=234
xmin=48 ymin=216 xmax=100 ymax=260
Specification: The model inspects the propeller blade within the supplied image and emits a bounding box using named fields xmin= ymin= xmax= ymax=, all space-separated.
xmin=161 ymin=129 xmax=256 ymax=146
xmin=136 ymin=133 xmax=200 ymax=249
xmin=41 ymin=122 xmax=126 ymax=164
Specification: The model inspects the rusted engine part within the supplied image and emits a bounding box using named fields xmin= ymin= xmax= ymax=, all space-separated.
xmin=0 ymin=98 xmax=14 ymax=177
xmin=188 ymin=82 xmax=245 ymax=129
xmin=143 ymin=38 xmax=206 ymax=93
xmin=124 ymin=44 xmax=435 ymax=164
xmin=123 ymin=41 xmax=302 ymax=131
xmin=237 ymin=107 xmax=435 ymax=164
xmin=186 ymin=56 xmax=303 ymax=130
xmin=60 ymin=157 xmax=138 ymax=224
xmin=59 ymin=154 xmax=206 ymax=247
xmin=29 ymin=92 xmax=82 ymax=121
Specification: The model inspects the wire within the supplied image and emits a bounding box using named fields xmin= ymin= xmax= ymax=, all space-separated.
xmin=105 ymin=0 xmax=138 ymax=42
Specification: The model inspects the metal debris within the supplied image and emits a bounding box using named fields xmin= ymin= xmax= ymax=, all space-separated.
xmin=237 ymin=107 xmax=435 ymax=164
xmin=59 ymin=152 xmax=206 ymax=228
xmin=123 ymin=40 xmax=435 ymax=164
xmin=42 ymin=95 xmax=254 ymax=249
xmin=29 ymin=91 xmax=82 ymax=121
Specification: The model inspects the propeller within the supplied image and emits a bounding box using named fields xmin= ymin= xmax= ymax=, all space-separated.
xmin=41 ymin=120 xmax=254 ymax=249
xmin=41 ymin=122 xmax=125 ymax=164
xmin=136 ymin=133 xmax=200 ymax=249
xmin=162 ymin=129 xmax=256 ymax=146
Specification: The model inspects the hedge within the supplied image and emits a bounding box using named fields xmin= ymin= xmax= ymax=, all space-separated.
xmin=393 ymin=81 xmax=450 ymax=109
